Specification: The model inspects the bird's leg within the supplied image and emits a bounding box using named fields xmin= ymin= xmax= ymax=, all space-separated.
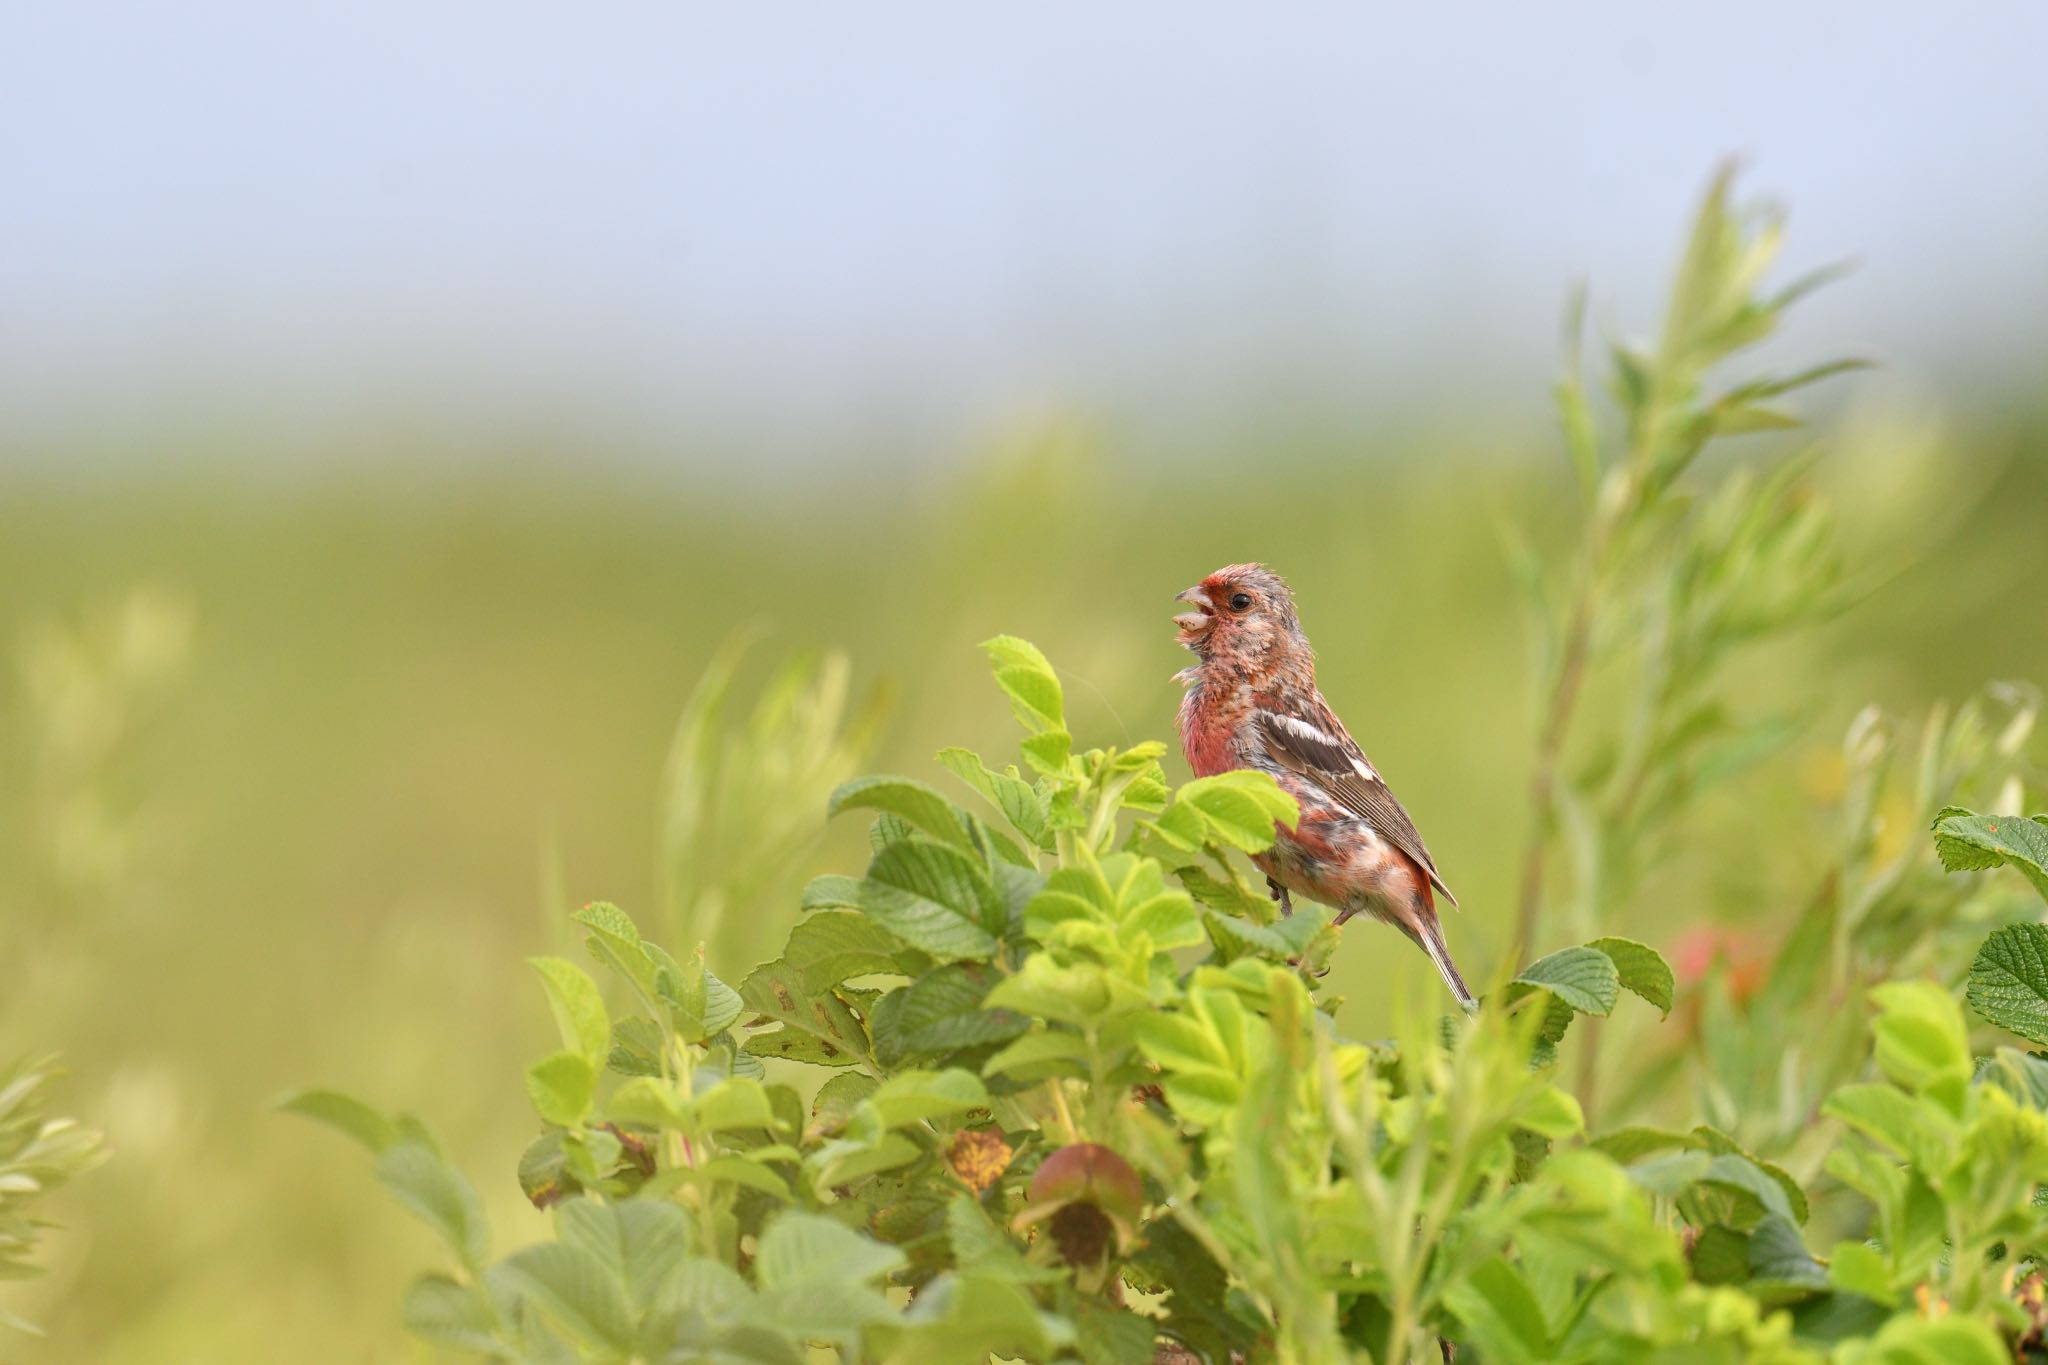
xmin=1266 ymin=877 xmax=1292 ymax=917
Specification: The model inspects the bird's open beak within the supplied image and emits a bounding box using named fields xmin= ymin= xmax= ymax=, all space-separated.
xmin=1173 ymin=585 xmax=1215 ymax=638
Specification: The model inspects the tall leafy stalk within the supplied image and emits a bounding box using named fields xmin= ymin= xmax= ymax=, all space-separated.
xmin=1511 ymin=167 xmax=1858 ymax=1117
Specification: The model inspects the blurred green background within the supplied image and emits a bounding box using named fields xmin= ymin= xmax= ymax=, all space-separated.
xmin=6 ymin=2 xmax=2048 ymax=1359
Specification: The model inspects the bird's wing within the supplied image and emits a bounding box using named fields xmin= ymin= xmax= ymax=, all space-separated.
xmin=1254 ymin=698 xmax=1458 ymax=907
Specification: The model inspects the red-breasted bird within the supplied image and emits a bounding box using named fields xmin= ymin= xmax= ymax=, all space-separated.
xmin=1173 ymin=563 xmax=1473 ymax=1007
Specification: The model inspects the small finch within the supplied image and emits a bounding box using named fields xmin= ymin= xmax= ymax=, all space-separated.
xmin=1173 ymin=563 xmax=1473 ymax=1007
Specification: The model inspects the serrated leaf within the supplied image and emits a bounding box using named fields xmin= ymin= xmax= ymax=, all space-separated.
xmin=740 ymin=961 xmax=871 ymax=1066
xmin=531 ymin=958 xmax=611 ymax=1063
xmin=556 ymin=1197 xmax=693 ymax=1317
xmin=980 ymin=635 xmax=1065 ymax=733
xmin=755 ymin=1211 xmax=904 ymax=1288
xmin=810 ymin=1072 xmax=879 ymax=1136
xmin=783 ymin=912 xmax=908 ymax=988
xmin=830 ymin=775 xmax=976 ymax=852
xmin=1932 ymin=809 xmax=2048 ymax=901
xmin=801 ymin=843 xmax=1003 ymax=961
xmin=1588 ymin=936 xmax=1674 ymax=1014
xmin=498 ymin=1241 xmax=634 ymax=1352
xmin=870 ymin=964 xmax=1027 ymax=1065
xmin=936 ymin=747 xmax=1052 ymax=847
xmin=1151 ymin=772 xmax=1298 ymax=854
xmin=574 ymin=902 xmax=659 ymax=999
xmin=1514 ymin=946 xmax=1620 ymax=1017
xmin=377 ymin=1140 xmax=489 ymax=1271
xmin=1967 ymin=923 xmax=2048 ymax=1046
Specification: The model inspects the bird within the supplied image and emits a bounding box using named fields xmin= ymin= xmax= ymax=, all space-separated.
xmin=1172 ymin=563 xmax=1474 ymax=1007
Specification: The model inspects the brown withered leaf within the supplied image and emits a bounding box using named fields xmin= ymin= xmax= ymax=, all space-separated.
xmin=946 ymin=1126 xmax=1014 ymax=1193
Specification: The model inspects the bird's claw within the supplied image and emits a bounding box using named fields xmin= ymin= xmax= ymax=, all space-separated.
xmin=1266 ymin=877 xmax=1292 ymax=917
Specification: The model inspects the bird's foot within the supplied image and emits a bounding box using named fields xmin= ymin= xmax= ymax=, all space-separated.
xmin=1266 ymin=877 xmax=1293 ymax=918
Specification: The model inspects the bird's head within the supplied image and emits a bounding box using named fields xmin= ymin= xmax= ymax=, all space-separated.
xmin=1174 ymin=563 xmax=1307 ymax=672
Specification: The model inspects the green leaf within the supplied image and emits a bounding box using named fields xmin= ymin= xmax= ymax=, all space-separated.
xmin=1514 ymin=946 xmax=1620 ymax=1017
xmin=526 ymin=1051 xmax=597 ymax=1127
xmin=1151 ymin=771 xmax=1299 ymax=853
xmin=806 ymin=1131 xmax=922 ymax=1185
xmin=739 ymin=960 xmax=871 ymax=1066
xmin=556 ymin=1197 xmax=692 ymax=1318
xmin=984 ymin=955 xmax=1147 ymax=1028
xmin=1587 ymin=937 xmax=1674 ymax=1014
xmin=783 ymin=911 xmax=908 ymax=988
xmin=755 ymin=1212 xmax=904 ymax=1289
xmin=979 ymin=635 xmax=1066 ymax=733
xmin=1931 ymin=808 xmax=2048 ymax=901
xmin=401 ymin=1273 xmax=500 ymax=1353
xmin=1833 ymin=1314 xmax=2009 ymax=1365
xmin=498 ymin=1241 xmax=635 ymax=1352
xmin=692 ymin=1076 xmax=779 ymax=1133
xmin=1827 ymin=1240 xmax=1895 ymax=1305
xmin=276 ymin=1089 xmax=398 ymax=1155
xmin=1074 ymin=1297 xmax=1155 ymax=1365
xmin=801 ymin=843 xmax=1003 ymax=961
xmin=376 ymin=1140 xmax=489 ymax=1271
xmin=870 ymin=964 xmax=1026 ymax=1064
xmin=1868 ymin=980 xmax=1971 ymax=1103
xmin=1967 ymin=922 xmax=2048 ymax=1046
xmin=1443 ymin=1255 xmax=1551 ymax=1361
xmin=574 ymin=901 xmax=659 ymax=999
xmin=982 ymin=1029 xmax=1090 ymax=1080
xmin=1122 ymin=1217 xmax=1260 ymax=1365
xmin=1516 ymin=1084 xmax=1585 ymax=1140
xmin=809 ymin=1072 xmax=879 ymax=1134
xmin=945 ymin=1194 xmax=1061 ymax=1285
xmin=530 ymin=958 xmax=611 ymax=1064
xmin=863 ymin=1069 xmax=987 ymax=1130
xmin=1822 ymin=1085 xmax=1949 ymax=1171
xmin=885 ymin=1272 xmax=1058 ymax=1362
xmin=1689 ymin=1224 xmax=1750 ymax=1286
xmin=829 ymin=775 xmax=975 ymax=852
xmin=935 ymin=747 xmax=1051 ymax=847
xmin=1588 ymin=1126 xmax=1694 ymax=1164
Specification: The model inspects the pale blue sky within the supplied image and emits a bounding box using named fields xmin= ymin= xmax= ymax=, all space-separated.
xmin=5 ymin=2 xmax=2045 ymax=467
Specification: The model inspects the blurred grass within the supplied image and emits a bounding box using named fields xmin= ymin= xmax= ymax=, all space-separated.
xmin=0 ymin=404 xmax=2044 ymax=1360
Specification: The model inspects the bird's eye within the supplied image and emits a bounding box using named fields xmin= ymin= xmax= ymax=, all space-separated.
xmin=1228 ymin=592 xmax=1253 ymax=612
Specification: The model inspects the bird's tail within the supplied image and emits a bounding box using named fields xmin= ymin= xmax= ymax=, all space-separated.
xmin=1411 ymin=914 xmax=1476 ymax=1011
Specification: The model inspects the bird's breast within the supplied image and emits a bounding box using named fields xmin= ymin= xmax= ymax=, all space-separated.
xmin=1177 ymin=683 xmax=1250 ymax=778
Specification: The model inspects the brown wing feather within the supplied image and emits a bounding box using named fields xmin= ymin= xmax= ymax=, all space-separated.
xmin=1254 ymin=702 xmax=1458 ymax=907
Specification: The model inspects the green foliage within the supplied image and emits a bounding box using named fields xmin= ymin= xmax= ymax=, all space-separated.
xmin=290 ymin=635 xmax=1678 ymax=1363
xmin=0 ymin=1060 xmax=106 ymax=1335
xmin=1514 ymin=167 xmax=1859 ymax=1126
xmin=1934 ymin=808 xmax=2048 ymax=902
xmin=265 ymin=170 xmax=2048 ymax=1362
xmin=288 ymin=625 xmax=2048 ymax=1363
